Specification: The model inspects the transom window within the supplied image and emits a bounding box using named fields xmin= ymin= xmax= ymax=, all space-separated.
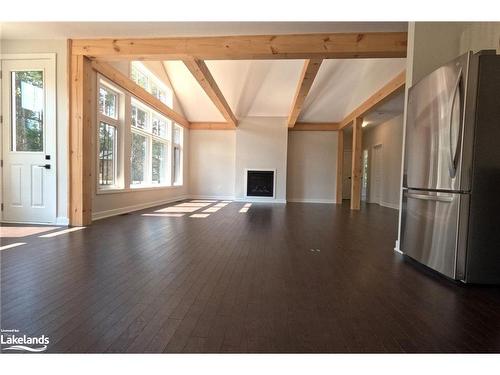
xmin=130 ymin=62 xmax=173 ymax=108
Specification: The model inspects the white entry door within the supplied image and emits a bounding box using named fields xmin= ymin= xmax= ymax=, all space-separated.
xmin=2 ymin=57 xmax=57 ymax=223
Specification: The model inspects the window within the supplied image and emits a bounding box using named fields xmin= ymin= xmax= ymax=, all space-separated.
xmin=130 ymin=99 xmax=171 ymax=187
xmin=130 ymin=132 xmax=147 ymax=185
xmin=99 ymin=122 xmax=117 ymax=185
xmin=95 ymin=74 xmax=183 ymax=192
xmin=97 ymin=81 xmax=121 ymax=188
xmin=130 ymin=62 xmax=173 ymax=107
xmin=173 ymin=125 xmax=183 ymax=185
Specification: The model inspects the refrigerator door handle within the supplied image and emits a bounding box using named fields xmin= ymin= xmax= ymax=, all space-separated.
xmin=407 ymin=193 xmax=454 ymax=203
xmin=448 ymin=67 xmax=463 ymax=179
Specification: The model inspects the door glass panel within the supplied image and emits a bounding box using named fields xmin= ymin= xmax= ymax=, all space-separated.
xmin=11 ymin=70 xmax=44 ymax=152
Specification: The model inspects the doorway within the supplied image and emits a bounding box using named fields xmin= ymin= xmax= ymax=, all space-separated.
xmin=361 ymin=149 xmax=368 ymax=202
xmin=342 ymin=150 xmax=352 ymax=200
xmin=371 ymin=144 xmax=383 ymax=205
xmin=1 ymin=55 xmax=57 ymax=224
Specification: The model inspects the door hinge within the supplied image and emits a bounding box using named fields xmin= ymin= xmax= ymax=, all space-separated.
xmin=0 ymin=160 xmax=3 ymax=168
xmin=0 ymin=115 xmax=3 ymax=124
xmin=1 ymin=203 xmax=3 ymax=211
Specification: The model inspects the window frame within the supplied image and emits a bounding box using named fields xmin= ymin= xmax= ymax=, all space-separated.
xmin=130 ymin=98 xmax=172 ymax=188
xmin=172 ymin=124 xmax=183 ymax=186
xmin=95 ymin=73 xmax=184 ymax=195
xmin=96 ymin=77 xmax=123 ymax=191
xmin=130 ymin=62 xmax=173 ymax=108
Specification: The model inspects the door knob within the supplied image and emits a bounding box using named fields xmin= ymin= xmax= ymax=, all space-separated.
xmin=37 ymin=164 xmax=51 ymax=169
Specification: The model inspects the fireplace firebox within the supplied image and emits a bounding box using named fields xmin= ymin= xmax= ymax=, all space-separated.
xmin=246 ymin=170 xmax=275 ymax=198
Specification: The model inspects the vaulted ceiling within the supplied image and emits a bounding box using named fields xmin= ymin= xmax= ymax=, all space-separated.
xmin=163 ymin=58 xmax=406 ymax=124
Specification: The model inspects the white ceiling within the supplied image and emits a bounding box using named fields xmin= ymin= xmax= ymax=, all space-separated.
xmin=0 ymin=22 xmax=407 ymax=39
xmin=301 ymin=58 xmax=406 ymax=122
xmin=163 ymin=58 xmax=406 ymax=123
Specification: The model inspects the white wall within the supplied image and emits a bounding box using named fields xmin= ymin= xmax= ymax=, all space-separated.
xmin=189 ymin=130 xmax=235 ymax=199
xmin=363 ymin=114 xmax=404 ymax=209
xmin=460 ymin=22 xmax=500 ymax=54
xmin=2 ymin=39 xmax=69 ymax=224
xmin=287 ymin=131 xmax=338 ymax=203
xmin=235 ymin=117 xmax=288 ymax=202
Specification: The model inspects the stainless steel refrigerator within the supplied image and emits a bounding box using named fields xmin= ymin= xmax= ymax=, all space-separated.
xmin=401 ymin=50 xmax=500 ymax=284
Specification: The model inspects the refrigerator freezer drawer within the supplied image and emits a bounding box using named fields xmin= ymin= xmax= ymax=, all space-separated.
xmin=401 ymin=189 xmax=468 ymax=279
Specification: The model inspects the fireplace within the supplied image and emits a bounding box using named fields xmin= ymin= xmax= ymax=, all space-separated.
xmin=246 ymin=170 xmax=275 ymax=198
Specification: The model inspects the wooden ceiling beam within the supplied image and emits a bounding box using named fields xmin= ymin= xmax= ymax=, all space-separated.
xmin=287 ymin=59 xmax=323 ymax=128
xmin=290 ymin=122 xmax=339 ymax=131
xmin=183 ymin=58 xmax=237 ymax=127
xmin=189 ymin=122 xmax=236 ymax=130
xmin=339 ymin=70 xmax=406 ymax=130
xmin=90 ymin=60 xmax=190 ymax=128
xmin=71 ymin=32 xmax=407 ymax=60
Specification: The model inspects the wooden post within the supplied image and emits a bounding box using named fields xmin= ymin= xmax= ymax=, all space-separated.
xmin=336 ymin=129 xmax=344 ymax=204
xmin=69 ymin=53 xmax=93 ymax=226
xmin=350 ymin=117 xmax=363 ymax=210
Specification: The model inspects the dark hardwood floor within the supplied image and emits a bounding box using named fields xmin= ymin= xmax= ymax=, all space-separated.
xmin=2 ymin=200 xmax=500 ymax=353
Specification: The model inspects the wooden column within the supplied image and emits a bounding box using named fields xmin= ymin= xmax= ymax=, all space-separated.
xmin=350 ymin=117 xmax=363 ymax=210
xmin=336 ymin=129 xmax=344 ymax=204
xmin=69 ymin=54 xmax=93 ymax=226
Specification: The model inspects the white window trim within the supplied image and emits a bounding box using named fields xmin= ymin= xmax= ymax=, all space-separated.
xmin=130 ymin=98 xmax=172 ymax=188
xmin=172 ymin=124 xmax=183 ymax=186
xmin=96 ymin=76 xmax=124 ymax=191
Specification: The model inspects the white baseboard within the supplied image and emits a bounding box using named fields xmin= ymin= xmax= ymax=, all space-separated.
xmin=188 ymin=194 xmax=235 ymax=201
xmin=394 ymin=240 xmax=403 ymax=254
xmin=380 ymin=201 xmax=400 ymax=210
xmin=287 ymin=198 xmax=336 ymax=204
xmin=234 ymin=197 xmax=287 ymax=204
xmin=55 ymin=217 xmax=69 ymax=226
xmin=92 ymin=195 xmax=189 ymax=221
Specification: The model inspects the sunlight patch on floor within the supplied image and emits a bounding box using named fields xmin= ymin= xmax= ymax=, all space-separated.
xmin=214 ymin=203 xmax=228 ymax=208
xmin=190 ymin=200 xmax=216 ymax=203
xmin=203 ymin=207 xmax=220 ymax=213
xmin=155 ymin=206 xmax=200 ymax=213
xmin=190 ymin=213 xmax=210 ymax=218
xmin=39 ymin=227 xmax=85 ymax=238
xmin=0 ymin=242 xmax=27 ymax=251
xmin=175 ymin=202 xmax=212 ymax=208
xmin=142 ymin=213 xmax=185 ymax=217
xmin=0 ymin=226 xmax=60 ymax=238
xmin=239 ymin=203 xmax=252 ymax=213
